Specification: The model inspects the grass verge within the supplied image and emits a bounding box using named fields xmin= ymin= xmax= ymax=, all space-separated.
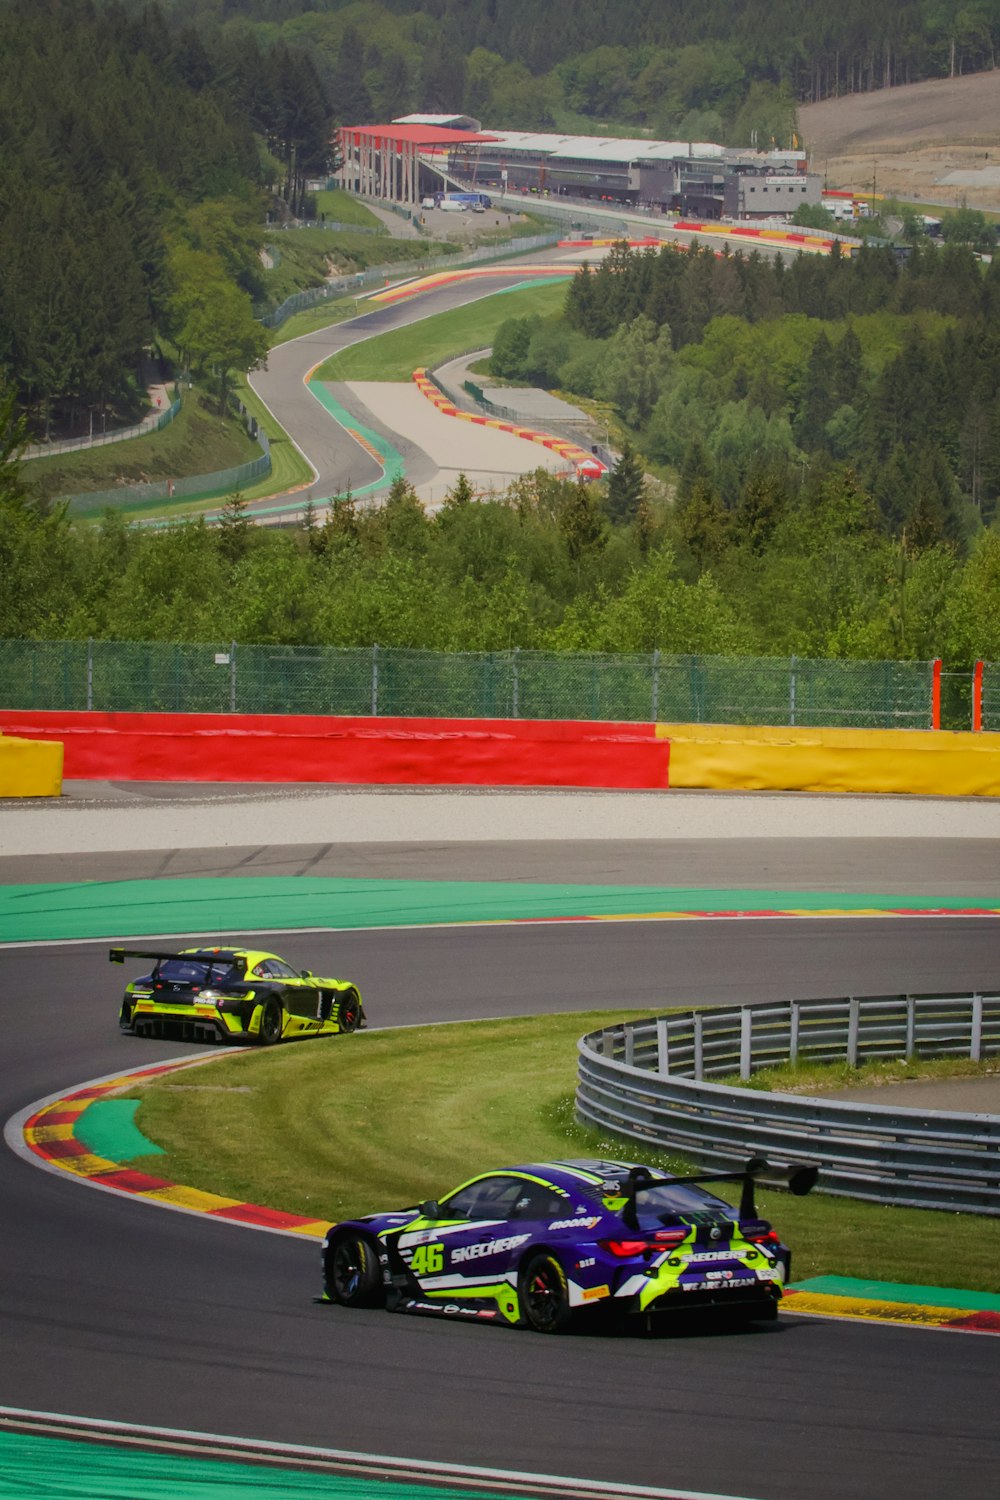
xmin=23 ymin=387 xmax=259 ymax=505
xmin=312 ymin=279 xmax=570 ymax=383
xmin=260 ymin=228 xmax=459 ymax=311
xmin=124 ymin=1011 xmax=999 ymax=1292
xmin=231 ymin=376 xmax=314 ymax=500
xmin=725 ymin=1054 xmax=1000 ymax=1094
xmin=312 ymin=190 xmax=383 ymax=227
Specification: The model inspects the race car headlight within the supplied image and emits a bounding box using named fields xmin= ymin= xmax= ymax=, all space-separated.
xmin=197 ymin=988 xmax=226 ymax=1005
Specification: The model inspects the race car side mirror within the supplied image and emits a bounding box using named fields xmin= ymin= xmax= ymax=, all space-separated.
xmin=418 ymin=1200 xmax=441 ymax=1219
xmin=300 ymin=970 xmax=312 ymax=978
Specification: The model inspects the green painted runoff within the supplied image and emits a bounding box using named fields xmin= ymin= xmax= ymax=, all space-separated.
xmin=0 ymin=1430 xmax=501 ymax=1500
xmin=73 ymin=1099 xmax=163 ymax=1161
xmin=792 ymin=1276 xmax=1000 ymax=1311
xmin=1 ymin=876 xmax=994 ymax=944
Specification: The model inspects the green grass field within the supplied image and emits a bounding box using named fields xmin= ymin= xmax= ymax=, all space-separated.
xmin=312 ymin=278 xmax=571 ymax=383
xmin=312 ymin=190 xmax=383 ymax=227
xmin=125 ymin=1011 xmax=999 ymax=1292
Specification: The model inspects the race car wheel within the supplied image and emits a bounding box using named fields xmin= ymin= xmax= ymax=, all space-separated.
xmin=119 ymin=1002 xmax=135 ymax=1034
xmin=325 ymin=1232 xmax=384 ymax=1308
xmin=336 ymin=987 xmax=362 ymax=1033
xmin=518 ymin=1252 xmax=572 ymax=1334
xmin=258 ymin=998 xmax=284 ymax=1046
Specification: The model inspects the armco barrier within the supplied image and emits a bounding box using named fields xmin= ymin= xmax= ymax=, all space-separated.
xmin=0 ymin=734 xmax=63 ymax=797
xmin=577 ymin=995 xmax=1000 ymax=1214
xmin=0 ymin=711 xmax=669 ymax=789
xmin=659 ymin=722 xmax=1000 ymax=796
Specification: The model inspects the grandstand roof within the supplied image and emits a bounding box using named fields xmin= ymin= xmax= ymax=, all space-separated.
xmin=479 ymin=131 xmax=726 ymax=162
xmin=343 ymin=123 xmax=497 ymax=146
xmin=393 ymin=112 xmax=482 ymax=132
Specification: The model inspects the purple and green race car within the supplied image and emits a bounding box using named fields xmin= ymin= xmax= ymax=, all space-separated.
xmin=321 ymin=1156 xmax=817 ymax=1334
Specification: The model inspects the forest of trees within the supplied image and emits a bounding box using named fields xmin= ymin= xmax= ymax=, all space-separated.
xmin=0 ymin=0 xmax=333 ymax=435
xmin=5 ymin=0 xmax=1000 ymax=674
xmin=150 ymin=0 xmax=1000 ymax=139
xmin=3 ymin=409 xmax=1000 ymax=669
xmin=4 ymin=0 xmax=999 ymax=434
xmin=490 ymin=240 xmax=1000 ymax=544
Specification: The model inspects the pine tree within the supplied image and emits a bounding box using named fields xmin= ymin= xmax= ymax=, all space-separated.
xmin=444 ymin=473 xmax=474 ymax=508
xmin=633 ymin=489 xmax=655 ymax=554
xmin=605 ymin=441 xmax=645 ymax=525
xmin=559 ymin=481 xmax=608 ymax=562
xmin=218 ymin=491 xmax=251 ymax=562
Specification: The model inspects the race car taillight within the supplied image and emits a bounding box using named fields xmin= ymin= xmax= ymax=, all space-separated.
xmin=744 ymin=1226 xmax=780 ymax=1245
xmin=600 ymin=1228 xmax=688 ymax=1257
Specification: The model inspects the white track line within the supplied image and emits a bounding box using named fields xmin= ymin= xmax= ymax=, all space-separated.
xmin=0 ymin=1405 xmax=763 ymax=1500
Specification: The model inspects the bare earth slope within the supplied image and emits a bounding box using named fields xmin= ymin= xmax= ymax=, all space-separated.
xmin=799 ymin=70 xmax=1000 ymax=209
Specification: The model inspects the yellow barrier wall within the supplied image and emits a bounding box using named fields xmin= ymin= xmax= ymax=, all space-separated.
xmin=0 ymin=734 xmax=63 ymax=797
xmin=657 ymin=724 xmax=1000 ymax=797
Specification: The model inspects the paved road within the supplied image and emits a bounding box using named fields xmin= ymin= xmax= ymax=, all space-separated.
xmin=340 ymin=379 xmax=568 ymax=506
xmin=6 ymin=781 xmax=1000 ymax=857
xmin=3 ymin=906 xmax=999 ymax=1500
xmin=248 ymin=264 xmax=575 ymax=512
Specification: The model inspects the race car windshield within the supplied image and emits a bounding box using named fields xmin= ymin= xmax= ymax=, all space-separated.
xmin=633 ymin=1183 xmax=734 ymax=1229
xmin=156 ymin=958 xmax=237 ymax=986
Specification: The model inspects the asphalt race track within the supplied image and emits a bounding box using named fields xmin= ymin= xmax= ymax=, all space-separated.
xmin=3 ymin=890 xmax=1000 ymax=1500
xmin=249 ymin=259 xmax=582 ymax=509
xmin=6 ymin=243 xmax=1000 ymax=1497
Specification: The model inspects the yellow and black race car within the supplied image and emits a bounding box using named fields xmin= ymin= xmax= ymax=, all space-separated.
xmin=111 ymin=946 xmax=365 ymax=1046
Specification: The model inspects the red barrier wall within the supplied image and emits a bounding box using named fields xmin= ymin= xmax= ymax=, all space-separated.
xmin=0 ymin=711 xmax=669 ymax=790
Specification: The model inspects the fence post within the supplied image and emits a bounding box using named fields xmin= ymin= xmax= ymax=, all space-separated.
xmin=656 ymin=1017 xmax=670 ymax=1075
xmin=512 ymin=647 xmax=520 ymax=718
xmin=789 ymin=1000 xmax=800 ymax=1064
xmin=740 ymin=1007 xmax=752 ymax=1081
xmin=371 ymin=643 xmax=379 ymax=716
xmin=847 ymin=996 xmax=859 ymax=1066
xmin=651 ymin=648 xmax=660 ymax=721
xmin=973 ymin=660 xmax=984 ymax=732
xmin=86 ymin=638 xmax=94 ymax=711
xmin=693 ymin=1011 xmax=704 ymax=1080
xmin=789 ymin=654 xmax=798 ymax=727
xmin=905 ymin=995 xmax=916 ymax=1059
xmin=931 ymin=658 xmax=942 ymax=729
xmin=229 ymin=642 xmax=237 ymax=713
xmin=971 ymin=993 xmax=983 ymax=1061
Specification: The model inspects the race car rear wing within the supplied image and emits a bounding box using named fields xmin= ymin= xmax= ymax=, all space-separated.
xmin=623 ymin=1157 xmax=819 ymax=1227
xmin=109 ymin=947 xmax=242 ymax=966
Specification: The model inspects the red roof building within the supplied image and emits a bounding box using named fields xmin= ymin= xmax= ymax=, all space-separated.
xmin=337 ymin=123 xmax=499 ymax=206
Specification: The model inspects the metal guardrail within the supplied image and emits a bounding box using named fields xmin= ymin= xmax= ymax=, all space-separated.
xmin=577 ymin=995 xmax=1000 ymax=1215
xmin=24 ymin=398 xmax=181 ymax=461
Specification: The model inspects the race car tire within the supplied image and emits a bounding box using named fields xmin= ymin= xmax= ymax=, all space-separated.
xmin=518 ymin=1252 xmax=572 ymax=1334
xmin=119 ymin=1002 xmax=134 ymax=1034
xmin=336 ymin=987 xmax=362 ymax=1033
xmin=325 ymin=1232 xmax=384 ymax=1308
xmin=257 ymin=998 xmax=284 ymax=1046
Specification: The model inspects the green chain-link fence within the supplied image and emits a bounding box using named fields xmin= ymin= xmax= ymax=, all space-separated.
xmin=0 ymin=640 xmax=935 ymax=726
xmin=982 ymin=662 xmax=1000 ymax=731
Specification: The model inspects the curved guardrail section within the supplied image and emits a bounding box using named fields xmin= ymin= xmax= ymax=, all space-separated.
xmin=577 ymin=994 xmax=1000 ymax=1215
